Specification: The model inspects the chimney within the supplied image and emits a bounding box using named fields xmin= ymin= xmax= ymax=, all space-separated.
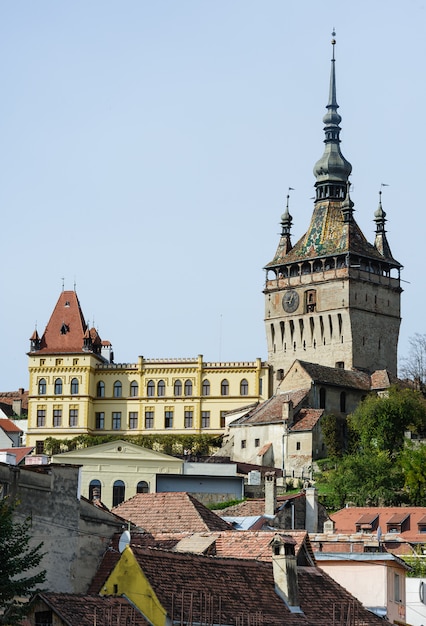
xmin=305 ymin=487 xmax=318 ymax=533
xmin=270 ymin=534 xmax=302 ymax=612
xmin=264 ymin=471 xmax=276 ymax=517
xmin=282 ymin=398 xmax=293 ymax=426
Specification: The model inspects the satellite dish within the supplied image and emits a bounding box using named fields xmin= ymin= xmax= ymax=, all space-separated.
xmin=118 ymin=529 xmax=131 ymax=553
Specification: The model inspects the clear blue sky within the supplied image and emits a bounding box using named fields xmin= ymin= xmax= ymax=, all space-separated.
xmin=0 ymin=1 xmax=424 ymax=390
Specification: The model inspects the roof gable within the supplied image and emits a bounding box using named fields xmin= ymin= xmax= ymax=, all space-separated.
xmin=52 ymin=439 xmax=182 ymax=464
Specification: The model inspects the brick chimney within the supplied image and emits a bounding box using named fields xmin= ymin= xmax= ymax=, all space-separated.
xmin=264 ymin=471 xmax=276 ymax=517
xmin=270 ymin=534 xmax=301 ymax=612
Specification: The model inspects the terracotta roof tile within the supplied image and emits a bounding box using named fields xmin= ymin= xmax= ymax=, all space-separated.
xmin=230 ymin=389 xmax=310 ymax=427
xmin=0 ymin=447 xmax=34 ymax=464
xmin=290 ymin=408 xmax=323 ymax=431
xmin=112 ymin=492 xmax=233 ymax=533
xmin=35 ymin=592 xmax=149 ymax=625
xmin=128 ymin=545 xmax=389 ymax=625
xmin=0 ymin=389 xmax=28 ymax=411
xmin=0 ymin=418 xmax=23 ymax=433
xmin=32 ymin=291 xmax=91 ymax=354
xmin=331 ymin=506 xmax=426 ymax=544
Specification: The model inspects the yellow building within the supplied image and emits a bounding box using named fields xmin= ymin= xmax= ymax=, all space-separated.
xmin=27 ymin=290 xmax=270 ymax=451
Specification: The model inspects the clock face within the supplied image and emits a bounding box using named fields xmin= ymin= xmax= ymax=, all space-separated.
xmin=282 ymin=289 xmax=299 ymax=313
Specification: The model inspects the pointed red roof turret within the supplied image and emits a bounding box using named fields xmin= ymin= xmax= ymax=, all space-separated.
xmin=31 ymin=291 xmax=94 ymax=355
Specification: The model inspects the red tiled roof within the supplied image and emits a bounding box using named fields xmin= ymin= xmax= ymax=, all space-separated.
xmin=0 ymin=389 xmax=28 ymax=411
xmin=331 ymin=506 xmax=426 ymax=543
xmin=0 ymin=418 xmax=23 ymax=433
xmin=126 ymin=545 xmax=389 ymax=625
xmin=290 ymin=408 xmax=323 ymax=431
xmin=33 ymin=290 xmax=89 ymax=354
xmin=34 ymin=592 xmax=149 ymax=625
xmin=0 ymin=447 xmax=34 ymax=464
xmin=112 ymin=492 xmax=233 ymax=533
xmin=230 ymin=388 xmax=310 ymax=427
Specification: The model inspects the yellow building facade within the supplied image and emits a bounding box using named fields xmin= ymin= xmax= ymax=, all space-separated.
xmin=27 ymin=290 xmax=270 ymax=450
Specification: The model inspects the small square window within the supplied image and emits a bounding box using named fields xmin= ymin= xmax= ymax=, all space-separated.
xmin=241 ymin=440 xmax=246 ymax=449
xmin=255 ymin=438 xmax=260 ymax=447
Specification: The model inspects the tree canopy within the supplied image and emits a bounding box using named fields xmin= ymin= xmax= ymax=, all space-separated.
xmin=348 ymin=386 xmax=426 ymax=455
xmin=317 ymin=386 xmax=426 ymax=508
xmin=0 ymin=498 xmax=46 ymax=625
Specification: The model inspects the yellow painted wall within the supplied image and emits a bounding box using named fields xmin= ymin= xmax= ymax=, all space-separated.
xmin=101 ymin=546 xmax=167 ymax=626
xmin=27 ymin=354 xmax=270 ymax=448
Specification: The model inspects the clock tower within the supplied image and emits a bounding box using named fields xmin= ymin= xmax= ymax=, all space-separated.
xmin=264 ymin=37 xmax=402 ymax=379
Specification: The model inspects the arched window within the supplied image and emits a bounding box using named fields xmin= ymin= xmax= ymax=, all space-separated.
xmin=113 ymin=381 xmax=122 ymax=398
xmin=130 ymin=381 xmax=139 ymax=397
xmin=221 ymin=379 xmax=229 ymax=396
xmin=137 ymin=481 xmax=149 ymax=494
xmin=319 ymin=388 xmax=326 ymax=409
xmin=54 ymin=378 xmax=63 ymax=395
xmin=97 ymin=381 xmax=105 ymax=397
xmin=38 ymin=379 xmax=46 ymax=395
xmin=184 ymin=380 xmax=193 ymax=396
xmin=174 ymin=380 xmax=182 ymax=396
xmin=147 ymin=380 xmax=155 ymax=397
xmin=70 ymin=378 xmax=79 ymax=394
xmin=112 ymin=480 xmax=125 ymax=507
xmin=340 ymin=391 xmax=346 ymax=413
xmin=89 ymin=479 xmax=101 ymax=502
xmin=202 ymin=379 xmax=210 ymax=396
xmin=157 ymin=380 xmax=166 ymax=397
xmin=240 ymin=379 xmax=249 ymax=396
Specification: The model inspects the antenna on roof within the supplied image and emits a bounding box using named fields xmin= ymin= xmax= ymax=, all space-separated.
xmin=61 ymin=277 xmax=65 ymax=292
xmin=118 ymin=529 xmax=131 ymax=553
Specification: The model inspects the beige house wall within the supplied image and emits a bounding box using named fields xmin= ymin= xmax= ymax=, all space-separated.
xmin=318 ymin=560 xmax=406 ymax=624
xmin=51 ymin=440 xmax=183 ymax=510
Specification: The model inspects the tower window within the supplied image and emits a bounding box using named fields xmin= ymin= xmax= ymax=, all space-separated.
xmin=184 ymin=380 xmax=193 ymax=396
xmin=137 ymin=481 xmax=149 ymax=494
xmin=97 ymin=381 xmax=105 ymax=397
xmin=305 ymin=290 xmax=317 ymax=313
xmin=53 ymin=409 xmax=62 ymax=427
xmin=221 ymin=379 xmax=229 ymax=396
xmin=147 ymin=380 xmax=155 ymax=396
xmin=37 ymin=409 xmax=46 ymax=427
xmin=54 ymin=378 xmax=63 ymax=394
xmin=202 ymin=379 xmax=210 ymax=396
xmin=70 ymin=378 xmax=79 ymax=394
xmin=113 ymin=381 xmax=122 ymax=398
xmin=157 ymin=380 xmax=166 ymax=397
xmin=38 ymin=379 xmax=46 ymax=395
xmin=174 ymin=380 xmax=182 ymax=396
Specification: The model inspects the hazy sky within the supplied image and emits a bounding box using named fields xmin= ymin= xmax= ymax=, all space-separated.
xmin=1 ymin=1 xmax=424 ymax=390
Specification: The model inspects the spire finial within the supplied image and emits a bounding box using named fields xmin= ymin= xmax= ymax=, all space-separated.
xmin=313 ymin=32 xmax=352 ymax=200
xmin=331 ymin=29 xmax=336 ymax=61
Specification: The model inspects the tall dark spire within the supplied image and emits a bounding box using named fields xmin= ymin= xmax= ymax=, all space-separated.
xmin=313 ymin=33 xmax=352 ymax=201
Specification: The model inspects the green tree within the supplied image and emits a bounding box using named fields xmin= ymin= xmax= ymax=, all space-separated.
xmin=319 ymin=451 xmax=404 ymax=509
xmin=348 ymin=386 xmax=426 ymax=456
xmin=320 ymin=413 xmax=346 ymax=458
xmin=400 ymin=443 xmax=426 ymax=505
xmin=0 ymin=498 xmax=46 ymax=625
